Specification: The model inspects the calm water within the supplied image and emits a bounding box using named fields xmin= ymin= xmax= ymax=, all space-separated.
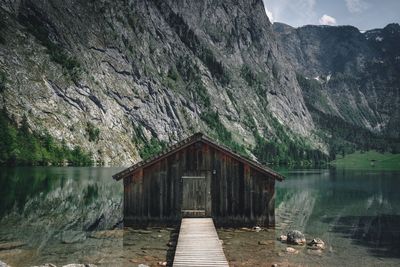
xmin=273 ymin=168 xmax=400 ymax=266
xmin=0 ymin=167 xmax=399 ymax=266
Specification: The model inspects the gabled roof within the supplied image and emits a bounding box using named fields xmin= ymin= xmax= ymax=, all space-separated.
xmin=113 ymin=132 xmax=284 ymax=181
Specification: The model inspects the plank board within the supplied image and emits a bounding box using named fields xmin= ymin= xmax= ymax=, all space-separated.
xmin=173 ymin=218 xmax=229 ymax=267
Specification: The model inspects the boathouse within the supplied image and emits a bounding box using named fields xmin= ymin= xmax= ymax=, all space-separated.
xmin=113 ymin=133 xmax=283 ymax=227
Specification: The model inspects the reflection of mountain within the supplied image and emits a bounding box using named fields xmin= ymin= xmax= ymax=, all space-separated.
xmin=275 ymin=190 xmax=317 ymax=233
xmin=323 ymin=192 xmax=400 ymax=258
xmin=323 ymin=214 xmax=400 ymax=258
xmin=0 ymin=167 xmax=123 ymax=248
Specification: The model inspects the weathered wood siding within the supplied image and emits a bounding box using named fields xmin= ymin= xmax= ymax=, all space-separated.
xmin=123 ymin=141 xmax=275 ymax=227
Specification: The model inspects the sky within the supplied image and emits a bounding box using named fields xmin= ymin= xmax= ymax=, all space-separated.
xmin=262 ymin=0 xmax=400 ymax=30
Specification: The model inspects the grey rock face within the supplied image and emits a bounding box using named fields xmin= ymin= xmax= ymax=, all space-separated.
xmin=0 ymin=0 xmax=397 ymax=165
xmin=273 ymin=23 xmax=400 ymax=138
xmin=0 ymin=0 xmax=316 ymax=164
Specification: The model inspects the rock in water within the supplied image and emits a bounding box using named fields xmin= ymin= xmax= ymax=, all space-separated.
xmin=286 ymin=247 xmax=299 ymax=254
xmin=278 ymin=235 xmax=287 ymax=242
xmin=286 ymin=230 xmax=306 ymax=245
xmin=253 ymin=226 xmax=262 ymax=232
xmin=307 ymin=238 xmax=325 ymax=250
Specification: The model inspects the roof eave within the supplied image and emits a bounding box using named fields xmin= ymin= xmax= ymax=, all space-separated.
xmin=112 ymin=133 xmax=285 ymax=181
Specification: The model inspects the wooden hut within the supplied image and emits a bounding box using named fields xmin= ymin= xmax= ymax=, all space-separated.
xmin=113 ymin=133 xmax=284 ymax=227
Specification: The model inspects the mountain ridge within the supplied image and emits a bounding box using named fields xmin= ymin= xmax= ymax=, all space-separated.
xmin=0 ymin=0 xmax=398 ymax=165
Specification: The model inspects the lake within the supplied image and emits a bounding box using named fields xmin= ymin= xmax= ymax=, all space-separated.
xmin=0 ymin=167 xmax=399 ymax=266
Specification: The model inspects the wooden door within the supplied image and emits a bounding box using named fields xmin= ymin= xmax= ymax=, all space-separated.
xmin=181 ymin=176 xmax=206 ymax=217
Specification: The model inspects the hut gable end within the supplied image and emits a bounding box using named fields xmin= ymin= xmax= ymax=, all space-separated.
xmin=114 ymin=133 xmax=283 ymax=227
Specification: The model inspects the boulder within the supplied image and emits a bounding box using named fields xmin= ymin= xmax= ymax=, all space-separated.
xmin=0 ymin=261 xmax=11 ymax=267
xmin=286 ymin=230 xmax=306 ymax=245
xmin=285 ymin=247 xmax=299 ymax=254
xmin=307 ymin=238 xmax=325 ymax=250
xmin=278 ymin=235 xmax=287 ymax=242
xmin=253 ymin=226 xmax=262 ymax=232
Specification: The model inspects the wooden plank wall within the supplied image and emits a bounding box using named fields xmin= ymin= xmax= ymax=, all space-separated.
xmin=123 ymin=142 xmax=275 ymax=227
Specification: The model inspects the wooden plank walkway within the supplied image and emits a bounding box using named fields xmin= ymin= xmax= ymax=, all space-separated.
xmin=173 ymin=218 xmax=229 ymax=267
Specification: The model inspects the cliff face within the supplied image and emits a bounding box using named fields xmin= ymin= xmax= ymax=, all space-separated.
xmin=273 ymin=22 xmax=400 ymax=138
xmin=0 ymin=0 xmax=398 ymax=165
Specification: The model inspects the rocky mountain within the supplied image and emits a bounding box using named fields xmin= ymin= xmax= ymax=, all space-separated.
xmin=0 ymin=0 xmax=398 ymax=165
xmin=273 ymin=22 xmax=400 ymax=139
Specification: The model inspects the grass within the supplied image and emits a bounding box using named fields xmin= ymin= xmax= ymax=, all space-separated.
xmin=330 ymin=150 xmax=400 ymax=170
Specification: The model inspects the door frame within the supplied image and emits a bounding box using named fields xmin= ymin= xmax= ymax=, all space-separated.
xmin=181 ymin=172 xmax=211 ymax=217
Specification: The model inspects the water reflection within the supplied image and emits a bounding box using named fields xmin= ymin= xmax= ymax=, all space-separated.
xmin=273 ymin=168 xmax=400 ymax=266
xmin=0 ymin=167 xmax=124 ymax=266
xmin=0 ymin=167 xmax=399 ymax=266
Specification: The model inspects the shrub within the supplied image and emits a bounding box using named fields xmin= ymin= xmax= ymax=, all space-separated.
xmin=86 ymin=122 xmax=100 ymax=143
xmin=240 ymin=64 xmax=257 ymax=86
xmin=193 ymin=77 xmax=211 ymax=108
xmin=201 ymin=110 xmax=247 ymax=156
xmin=139 ymin=137 xmax=167 ymax=160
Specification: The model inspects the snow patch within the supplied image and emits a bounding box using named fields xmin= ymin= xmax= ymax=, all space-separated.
xmin=326 ymin=74 xmax=332 ymax=82
xmin=313 ymin=76 xmax=321 ymax=82
xmin=375 ymin=36 xmax=383 ymax=42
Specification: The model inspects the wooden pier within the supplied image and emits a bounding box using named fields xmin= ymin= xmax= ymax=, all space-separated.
xmin=173 ymin=218 xmax=229 ymax=267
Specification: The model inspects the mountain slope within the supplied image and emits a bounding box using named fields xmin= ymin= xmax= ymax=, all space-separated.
xmin=0 ymin=0 xmax=319 ymax=165
xmin=273 ymin=22 xmax=400 ymax=139
xmin=0 ymin=0 xmax=398 ymax=166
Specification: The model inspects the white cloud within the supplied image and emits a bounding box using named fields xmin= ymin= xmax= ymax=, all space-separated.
xmin=319 ymin=14 xmax=337 ymax=26
xmin=345 ymin=0 xmax=370 ymax=14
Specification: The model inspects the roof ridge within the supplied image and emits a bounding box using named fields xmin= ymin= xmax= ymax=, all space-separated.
xmin=112 ymin=132 xmax=284 ymax=181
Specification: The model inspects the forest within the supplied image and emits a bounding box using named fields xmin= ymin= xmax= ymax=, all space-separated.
xmin=0 ymin=108 xmax=92 ymax=166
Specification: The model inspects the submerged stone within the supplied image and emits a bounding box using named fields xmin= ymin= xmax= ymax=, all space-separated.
xmin=307 ymin=238 xmax=325 ymax=250
xmin=278 ymin=235 xmax=287 ymax=242
xmin=286 ymin=230 xmax=306 ymax=245
xmin=286 ymin=247 xmax=299 ymax=254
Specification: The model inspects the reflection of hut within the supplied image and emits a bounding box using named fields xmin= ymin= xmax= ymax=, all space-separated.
xmin=113 ymin=133 xmax=284 ymax=227
xmin=370 ymin=159 xmax=376 ymax=166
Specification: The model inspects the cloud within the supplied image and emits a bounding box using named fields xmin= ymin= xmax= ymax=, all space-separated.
xmin=345 ymin=0 xmax=370 ymax=14
xmin=319 ymin=14 xmax=337 ymax=26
